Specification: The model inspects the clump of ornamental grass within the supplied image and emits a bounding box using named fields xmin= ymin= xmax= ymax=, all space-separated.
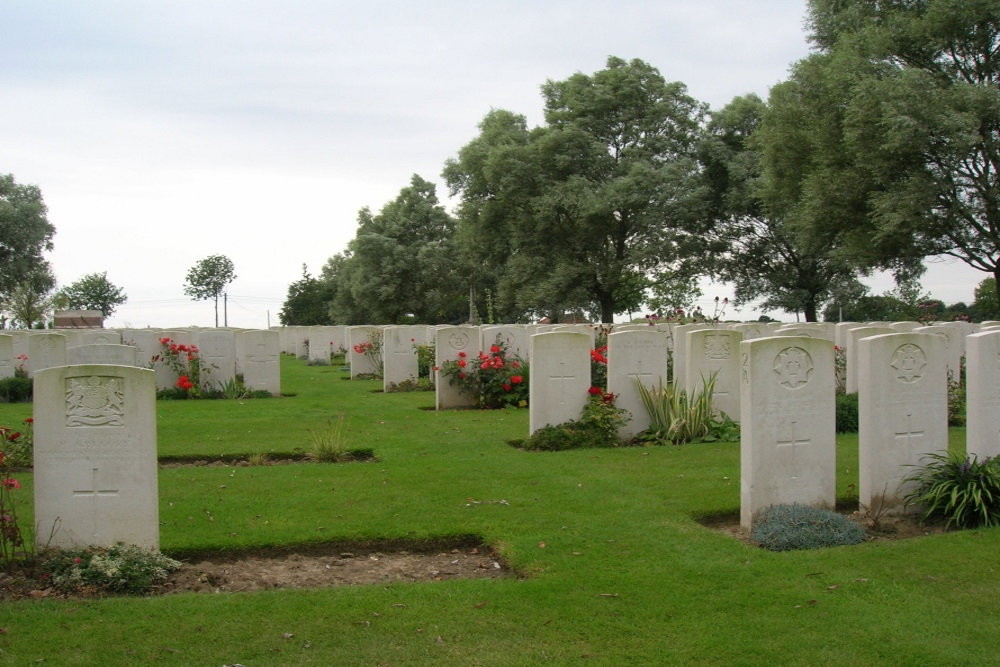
xmin=751 ymin=504 xmax=867 ymax=552
xmin=903 ymin=452 xmax=1000 ymax=528
xmin=307 ymin=415 xmax=349 ymax=462
xmin=43 ymin=543 xmax=182 ymax=595
xmin=635 ymin=373 xmax=738 ymax=444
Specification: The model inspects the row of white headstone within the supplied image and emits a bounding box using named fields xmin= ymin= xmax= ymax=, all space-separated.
xmin=499 ymin=326 xmax=999 ymax=530
xmin=0 ymin=328 xmax=280 ymax=395
xmin=25 ymin=318 xmax=1000 ymax=550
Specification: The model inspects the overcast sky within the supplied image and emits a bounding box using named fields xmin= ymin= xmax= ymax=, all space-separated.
xmin=1 ymin=1 xmax=986 ymax=328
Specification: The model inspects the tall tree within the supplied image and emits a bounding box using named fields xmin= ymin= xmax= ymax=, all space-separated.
xmin=183 ymin=255 xmax=236 ymax=327
xmin=445 ymin=57 xmax=709 ymax=323
xmin=0 ymin=173 xmax=56 ymax=300
xmin=278 ymin=265 xmax=334 ymax=325
xmin=57 ymin=271 xmax=127 ymax=317
xmin=3 ymin=261 xmax=56 ymax=329
xmin=700 ymin=93 xmax=868 ymax=321
xmin=784 ymin=0 xmax=1000 ymax=305
xmin=328 ymin=175 xmax=466 ymax=325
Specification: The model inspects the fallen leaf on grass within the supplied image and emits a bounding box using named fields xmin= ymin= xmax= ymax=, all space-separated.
xmin=538 ymin=541 xmax=546 ymax=549
xmin=597 ymin=593 xmax=619 ymax=598
xmin=474 ymin=601 xmax=488 ymax=608
xmin=281 ymin=633 xmax=294 ymax=639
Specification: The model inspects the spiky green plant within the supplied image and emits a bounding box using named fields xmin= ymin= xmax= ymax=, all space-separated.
xmin=635 ymin=373 xmax=719 ymax=444
xmin=307 ymin=414 xmax=349 ymax=462
xmin=903 ymin=452 xmax=1000 ymax=528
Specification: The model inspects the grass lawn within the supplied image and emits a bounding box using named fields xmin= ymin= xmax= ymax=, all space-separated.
xmin=0 ymin=357 xmax=996 ymax=666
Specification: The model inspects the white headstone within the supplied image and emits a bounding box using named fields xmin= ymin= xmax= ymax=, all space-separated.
xmin=606 ymin=330 xmax=670 ymax=438
xmin=685 ymin=328 xmax=743 ymax=421
xmin=966 ymin=330 xmax=1000 ymax=460
xmin=672 ymin=323 xmax=714 ymax=387
xmin=529 ymin=332 xmax=591 ymax=434
xmin=845 ymin=326 xmax=896 ymax=393
xmin=236 ymin=329 xmax=281 ymax=395
xmin=27 ymin=333 xmax=68 ymax=377
xmin=859 ymin=332 xmax=947 ymax=513
xmin=481 ymin=326 xmax=530 ymax=361
xmin=80 ymin=331 xmax=122 ymax=346
xmin=67 ymin=344 xmax=138 ymax=366
xmin=740 ymin=336 xmax=836 ymax=529
xmin=914 ymin=325 xmax=965 ymax=382
xmin=197 ymin=330 xmax=237 ymax=390
xmin=348 ymin=326 xmax=381 ymax=378
xmin=0 ymin=334 xmax=13 ymax=379
xmin=383 ymin=326 xmax=424 ymax=390
xmin=435 ymin=326 xmax=481 ymax=409
xmin=33 ymin=365 xmax=159 ymax=549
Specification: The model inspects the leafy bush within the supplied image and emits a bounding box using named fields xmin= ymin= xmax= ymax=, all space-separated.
xmin=514 ymin=423 xmax=614 ymax=451
xmin=515 ymin=391 xmax=630 ymax=451
xmin=751 ymin=504 xmax=866 ymax=551
xmin=903 ymin=452 xmax=1000 ymax=528
xmin=835 ymin=392 xmax=859 ymax=433
xmin=43 ymin=543 xmax=182 ymax=594
xmin=0 ymin=377 xmax=33 ymax=403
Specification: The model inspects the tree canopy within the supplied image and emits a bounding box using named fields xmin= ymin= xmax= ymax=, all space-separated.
xmin=445 ymin=57 xmax=709 ymax=323
xmin=775 ymin=0 xmax=1000 ymax=306
xmin=327 ymin=175 xmax=466 ymax=325
xmin=278 ymin=265 xmax=333 ymax=326
xmin=0 ymin=173 xmax=56 ymax=299
xmin=2 ymin=261 xmax=56 ymax=329
xmin=699 ymin=93 xmax=868 ymax=321
xmin=57 ymin=271 xmax=127 ymax=318
xmin=183 ymin=255 xmax=236 ymax=327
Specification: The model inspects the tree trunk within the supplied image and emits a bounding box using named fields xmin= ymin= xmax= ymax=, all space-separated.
xmin=600 ymin=294 xmax=615 ymax=324
xmin=803 ymin=295 xmax=818 ymax=323
xmin=994 ymin=267 xmax=1000 ymax=316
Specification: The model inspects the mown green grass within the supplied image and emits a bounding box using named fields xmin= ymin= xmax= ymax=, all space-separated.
xmin=0 ymin=358 xmax=995 ymax=665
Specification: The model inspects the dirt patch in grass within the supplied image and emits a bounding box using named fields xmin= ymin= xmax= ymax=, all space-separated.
xmin=697 ymin=506 xmax=949 ymax=546
xmin=0 ymin=541 xmax=512 ymax=602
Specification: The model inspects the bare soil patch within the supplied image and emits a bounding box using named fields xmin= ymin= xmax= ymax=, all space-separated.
xmin=0 ymin=542 xmax=511 ymax=602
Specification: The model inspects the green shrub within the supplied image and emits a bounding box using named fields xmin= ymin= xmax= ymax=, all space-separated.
xmin=43 ymin=543 xmax=182 ymax=594
xmin=903 ymin=452 xmax=1000 ymax=528
xmin=835 ymin=392 xmax=859 ymax=433
xmin=0 ymin=377 xmax=33 ymax=403
xmin=751 ymin=504 xmax=866 ymax=551
xmin=515 ymin=423 xmax=615 ymax=451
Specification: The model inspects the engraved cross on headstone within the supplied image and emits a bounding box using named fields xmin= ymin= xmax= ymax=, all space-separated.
xmin=550 ymin=363 xmax=576 ymax=406
xmin=73 ymin=467 xmax=120 ymax=538
xmin=627 ymin=359 xmax=653 ymax=386
xmin=894 ymin=413 xmax=926 ymax=458
xmin=776 ymin=420 xmax=811 ymax=481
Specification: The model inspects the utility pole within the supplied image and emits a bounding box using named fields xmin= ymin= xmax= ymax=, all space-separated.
xmin=224 ymin=292 xmax=229 ymax=327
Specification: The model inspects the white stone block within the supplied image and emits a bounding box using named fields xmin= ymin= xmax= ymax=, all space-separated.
xmin=529 ymin=332 xmax=592 ymax=434
xmin=740 ymin=336 xmax=836 ymax=529
xmin=33 ymin=365 xmax=159 ymax=549
xmin=859 ymin=333 xmax=947 ymax=513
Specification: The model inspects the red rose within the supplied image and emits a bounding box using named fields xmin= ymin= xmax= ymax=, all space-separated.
xmin=502 ymin=383 xmax=512 ymax=392
xmin=458 ymin=352 xmax=467 ymax=358
xmin=490 ymin=345 xmax=501 ymax=353
xmin=511 ymin=375 xmax=523 ymax=384
xmin=588 ymin=386 xmax=602 ymax=396
xmin=458 ymin=372 xmax=467 ymax=379
xmin=458 ymin=360 xmax=467 ymax=368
